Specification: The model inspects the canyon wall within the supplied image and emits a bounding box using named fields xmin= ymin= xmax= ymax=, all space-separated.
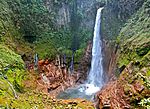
xmin=98 ymin=0 xmax=150 ymax=108
xmin=101 ymin=0 xmax=147 ymax=80
xmin=44 ymin=0 xmax=100 ymax=32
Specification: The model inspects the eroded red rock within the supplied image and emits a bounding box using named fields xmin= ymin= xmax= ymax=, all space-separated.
xmin=97 ymin=62 xmax=150 ymax=109
xmin=35 ymin=61 xmax=77 ymax=97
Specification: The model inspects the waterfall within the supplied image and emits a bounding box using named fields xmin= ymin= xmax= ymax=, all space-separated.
xmin=57 ymin=7 xmax=104 ymax=100
xmin=34 ymin=53 xmax=38 ymax=70
xmin=84 ymin=7 xmax=104 ymax=95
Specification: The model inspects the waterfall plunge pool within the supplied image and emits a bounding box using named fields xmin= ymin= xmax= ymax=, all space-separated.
xmin=57 ymin=84 xmax=100 ymax=100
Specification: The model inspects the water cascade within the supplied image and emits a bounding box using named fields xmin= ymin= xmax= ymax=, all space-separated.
xmin=83 ymin=7 xmax=104 ymax=95
xmin=57 ymin=7 xmax=104 ymax=99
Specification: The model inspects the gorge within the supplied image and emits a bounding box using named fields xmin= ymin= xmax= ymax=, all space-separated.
xmin=0 ymin=0 xmax=150 ymax=109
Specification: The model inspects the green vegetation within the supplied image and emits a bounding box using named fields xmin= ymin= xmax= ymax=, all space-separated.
xmin=117 ymin=0 xmax=150 ymax=68
xmin=114 ymin=0 xmax=150 ymax=108
xmin=0 ymin=0 xmax=93 ymax=108
xmin=0 ymin=44 xmax=93 ymax=108
xmin=0 ymin=44 xmax=26 ymax=107
xmin=0 ymin=0 xmax=149 ymax=108
xmin=0 ymin=87 xmax=94 ymax=109
xmin=119 ymin=65 xmax=150 ymax=108
xmin=0 ymin=44 xmax=24 ymax=69
xmin=0 ymin=0 xmax=91 ymax=60
xmin=139 ymin=98 xmax=150 ymax=108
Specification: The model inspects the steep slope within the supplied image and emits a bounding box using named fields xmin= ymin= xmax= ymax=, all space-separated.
xmin=118 ymin=0 xmax=150 ymax=68
xmin=98 ymin=0 xmax=150 ymax=108
xmin=0 ymin=0 xmax=99 ymax=108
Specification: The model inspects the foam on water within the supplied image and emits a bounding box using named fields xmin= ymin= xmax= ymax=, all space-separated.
xmin=80 ymin=84 xmax=100 ymax=95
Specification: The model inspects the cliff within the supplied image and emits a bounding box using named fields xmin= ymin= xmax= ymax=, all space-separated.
xmin=98 ymin=0 xmax=150 ymax=108
xmin=0 ymin=0 xmax=149 ymax=108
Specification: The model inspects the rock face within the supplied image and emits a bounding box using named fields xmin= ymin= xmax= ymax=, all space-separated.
xmin=101 ymin=0 xmax=150 ymax=78
xmin=44 ymin=0 xmax=71 ymax=28
xmin=102 ymin=40 xmax=118 ymax=81
xmin=77 ymin=0 xmax=99 ymax=30
xmin=56 ymin=3 xmax=70 ymax=28
xmin=97 ymin=81 xmax=129 ymax=109
xmin=97 ymin=0 xmax=150 ymax=108
xmin=76 ymin=41 xmax=92 ymax=84
xmin=97 ymin=62 xmax=150 ymax=109
xmin=36 ymin=60 xmax=78 ymax=96
xmin=101 ymin=0 xmax=145 ymax=40
xmin=44 ymin=0 xmax=103 ymax=32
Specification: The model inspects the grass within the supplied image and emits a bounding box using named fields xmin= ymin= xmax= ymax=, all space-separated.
xmin=116 ymin=1 xmax=150 ymax=108
xmin=0 ymin=44 xmax=24 ymax=69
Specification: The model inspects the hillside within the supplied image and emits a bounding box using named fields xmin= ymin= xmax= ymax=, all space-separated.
xmin=98 ymin=0 xmax=150 ymax=108
xmin=0 ymin=0 xmax=150 ymax=108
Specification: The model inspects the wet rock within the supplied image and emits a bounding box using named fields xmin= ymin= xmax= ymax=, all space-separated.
xmin=77 ymin=41 xmax=92 ymax=83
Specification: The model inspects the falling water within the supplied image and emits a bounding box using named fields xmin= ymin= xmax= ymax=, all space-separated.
xmin=84 ymin=7 xmax=104 ymax=95
xmin=57 ymin=7 xmax=104 ymax=100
